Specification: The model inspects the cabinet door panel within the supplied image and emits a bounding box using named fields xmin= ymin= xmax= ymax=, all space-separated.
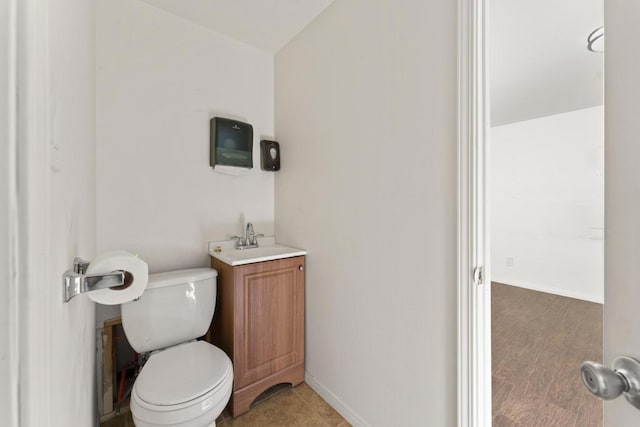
xmin=235 ymin=257 xmax=304 ymax=389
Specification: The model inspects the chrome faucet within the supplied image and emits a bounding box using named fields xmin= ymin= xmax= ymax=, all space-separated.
xmin=232 ymin=222 xmax=263 ymax=249
xmin=246 ymin=222 xmax=255 ymax=246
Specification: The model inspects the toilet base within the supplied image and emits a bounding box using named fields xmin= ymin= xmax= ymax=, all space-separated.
xmin=132 ymin=419 xmax=216 ymax=427
xmin=230 ymin=362 xmax=304 ymax=418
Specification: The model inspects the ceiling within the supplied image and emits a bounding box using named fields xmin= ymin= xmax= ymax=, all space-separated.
xmin=140 ymin=0 xmax=336 ymax=53
xmin=141 ymin=0 xmax=602 ymax=126
xmin=490 ymin=0 xmax=604 ymax=126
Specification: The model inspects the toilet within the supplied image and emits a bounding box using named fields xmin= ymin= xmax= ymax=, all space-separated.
xmin=121 ymin=268 xmax=233 ymax=427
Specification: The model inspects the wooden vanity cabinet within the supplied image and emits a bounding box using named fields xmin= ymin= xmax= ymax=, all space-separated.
xmin=207 ymin=256 xmax=305 ymax=417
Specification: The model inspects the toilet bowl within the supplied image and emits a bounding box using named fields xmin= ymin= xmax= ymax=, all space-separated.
xmin=121 ymin=268 xmax=233 ymax=427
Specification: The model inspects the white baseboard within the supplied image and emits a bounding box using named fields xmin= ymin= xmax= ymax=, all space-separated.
xmin=304 ymin=371 xmax=370 ymax=427
xmin=492 ymin=278 xmax=604 ymax=304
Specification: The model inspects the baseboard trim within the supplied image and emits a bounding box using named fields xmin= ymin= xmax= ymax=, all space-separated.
xmin=492 ymin=278 xmax=604 ymax=304
xmin=304 ymin=371 xmax=370 ymax=427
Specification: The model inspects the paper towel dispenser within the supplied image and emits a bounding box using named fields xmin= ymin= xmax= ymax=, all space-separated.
xmin=210 ymin=117 xmax=253 ymax=169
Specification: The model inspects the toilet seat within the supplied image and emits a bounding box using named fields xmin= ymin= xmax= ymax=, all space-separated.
xmin=130 ymin=341 xmax=233 ymax=426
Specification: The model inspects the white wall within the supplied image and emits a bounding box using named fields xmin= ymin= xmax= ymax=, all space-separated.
xmin=604 ymin=2 xmax=640 ymax=425
xmin=489 ymin=0 xmax=603 ymax=126
xmin=490 ymin=106 xmax=604 ymax=303
xmin=274 ymin=0 xmax=457 ymax=425
xmin=96 ymin=0 xmax=274 ymax=275
xmin=18 ymin=0 xmax=97 ymax=425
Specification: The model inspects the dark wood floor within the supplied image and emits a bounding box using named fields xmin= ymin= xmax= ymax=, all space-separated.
xmin=492 ymin=282 xmax=603 ymax=427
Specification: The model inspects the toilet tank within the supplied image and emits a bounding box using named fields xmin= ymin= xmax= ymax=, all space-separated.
xmin=121 ymin=268 xmax=217 ymax=353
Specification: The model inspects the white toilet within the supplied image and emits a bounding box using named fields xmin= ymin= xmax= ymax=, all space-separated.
xmin=121 ymin=268 xmax=233 ymax=427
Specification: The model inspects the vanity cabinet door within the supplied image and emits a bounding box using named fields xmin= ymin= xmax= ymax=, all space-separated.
xmin=233 ymin=256 xmax=305 ymax=390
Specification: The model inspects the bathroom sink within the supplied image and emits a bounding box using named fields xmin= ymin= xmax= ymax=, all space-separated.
xmin=208 ymin=237 xmax=306 ymax=266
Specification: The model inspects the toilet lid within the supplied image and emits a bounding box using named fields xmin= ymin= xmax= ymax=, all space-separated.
xmin=135 ymin=341 xmax=232 ymax=406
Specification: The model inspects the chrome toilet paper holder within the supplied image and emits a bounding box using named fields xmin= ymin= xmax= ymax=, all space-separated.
xmin=62 ymin=257 xmax=127 ymax=303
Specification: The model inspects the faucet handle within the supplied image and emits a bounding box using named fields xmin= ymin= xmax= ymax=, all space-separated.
xmin=251 ymin=234 xmax=265 ymax=245
xmin=230 ymin=235 xmax=245 ymax=246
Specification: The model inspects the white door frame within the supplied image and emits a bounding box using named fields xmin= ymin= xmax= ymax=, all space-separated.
xmin=457 ymin=0 xmax=492 ymax=426
xmin=0 ymin=0 xmax=19 ymax=425
xmin=14 ymin=0 xmax=54 ymax=425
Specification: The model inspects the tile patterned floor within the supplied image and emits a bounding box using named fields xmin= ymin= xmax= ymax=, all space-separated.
xmin=221 ymin=383 xmax=348 ymax=427
xmin=492 ymin=282 xmax=603 ymax=427
xmin=101 ymin=382 xmax=349 ymax=427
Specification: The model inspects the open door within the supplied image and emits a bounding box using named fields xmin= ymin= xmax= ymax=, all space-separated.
xmin=460 ymin=0 xmax=640 ymax=426
xmin=600 ymin=1 xmax=640 ymax=424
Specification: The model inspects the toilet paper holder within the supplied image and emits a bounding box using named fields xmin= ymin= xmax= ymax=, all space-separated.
xmin=62 ymin=257 xmax=127 ymax=303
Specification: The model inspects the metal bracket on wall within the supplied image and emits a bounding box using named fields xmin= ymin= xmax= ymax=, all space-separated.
xmin=62 ymin=257 xmax=126 ymax=303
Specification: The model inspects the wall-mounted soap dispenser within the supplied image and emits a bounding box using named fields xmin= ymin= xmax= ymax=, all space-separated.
xmin=260 ymin=140 xmax=280 ymax=171
xmin=210 ymin=117 xmax=253 ymax=169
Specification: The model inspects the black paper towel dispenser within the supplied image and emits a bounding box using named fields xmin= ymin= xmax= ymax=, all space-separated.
xmin=210 ymin=117 xmax=253 ymax=169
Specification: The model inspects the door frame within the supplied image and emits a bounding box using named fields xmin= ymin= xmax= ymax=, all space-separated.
xmin=457 ymin=0 xmax=492 ymax=426
xmin=1 ymin=0 xmax=19 ymax=425
xmin=14 ymin=0 xmax=54 ymax=425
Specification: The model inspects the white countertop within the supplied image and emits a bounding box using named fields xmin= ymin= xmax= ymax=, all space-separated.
xmin=208 ymin=236 xmax=306 ymax=266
